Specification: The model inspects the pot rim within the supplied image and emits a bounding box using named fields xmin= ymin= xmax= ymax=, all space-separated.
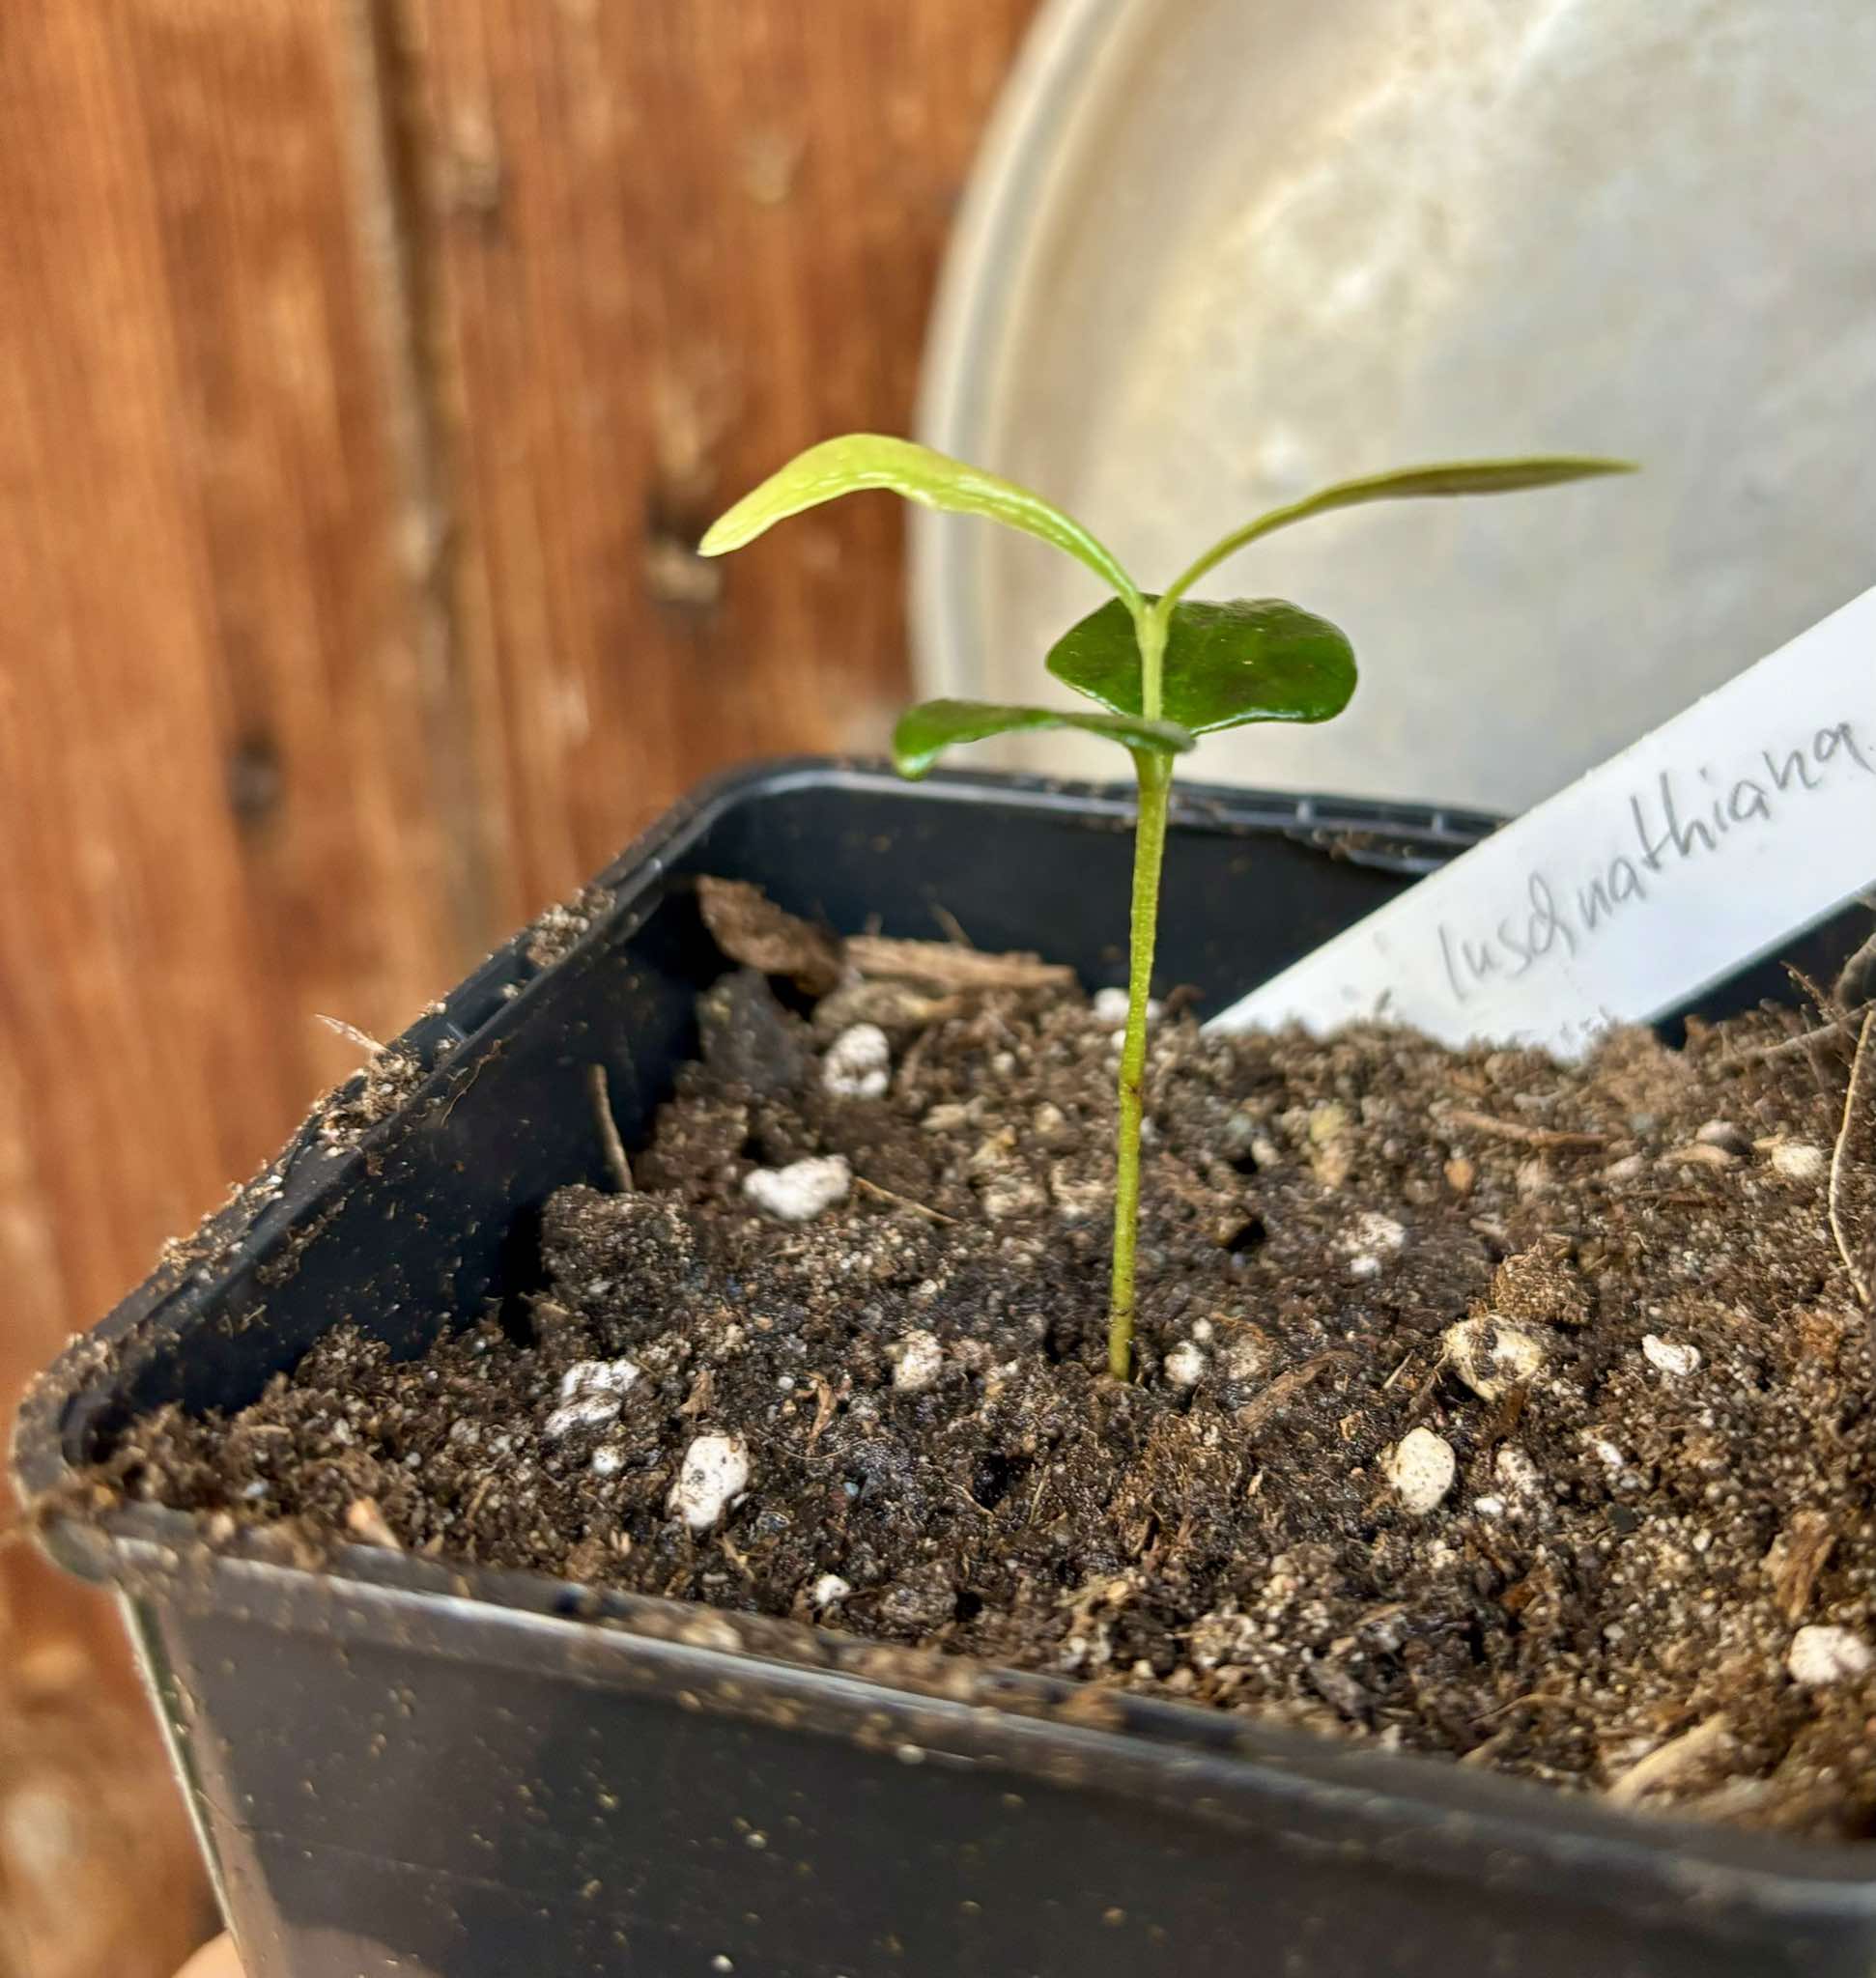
xmin=14 ymin=757 xmax=1873 ymax=1920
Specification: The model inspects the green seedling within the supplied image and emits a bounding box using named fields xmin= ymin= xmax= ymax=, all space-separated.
xmin=702 ymin=436 xmax=1632 ymax=1380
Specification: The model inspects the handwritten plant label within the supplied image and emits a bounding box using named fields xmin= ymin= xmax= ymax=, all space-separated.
xmin=1208 ymin=584 xmax=1876 ymax=1056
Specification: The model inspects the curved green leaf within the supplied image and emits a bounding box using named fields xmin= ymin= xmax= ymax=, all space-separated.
xmin=699 ymin=434 xmax=1140 ymax=608
xmin=1047 ymin=596 xmax=1355 ymax=736
xmin=1163 ymin=455 xmax=1636 ymax=605
xmin=892 ymin=698 xmax=1194 ymax=779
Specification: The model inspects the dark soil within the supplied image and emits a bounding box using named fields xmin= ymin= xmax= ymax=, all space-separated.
xmin=114 ymin=952 xmax=1876 ymax=1839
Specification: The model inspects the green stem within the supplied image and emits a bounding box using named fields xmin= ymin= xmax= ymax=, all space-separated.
xmin=1108 ymin=746 xmax=1172 ymax=1380
xmin=1157 ymin=499 xmax=1306 ymax=609
xmin=1136 ymin=599 xmax=1170 ymax=718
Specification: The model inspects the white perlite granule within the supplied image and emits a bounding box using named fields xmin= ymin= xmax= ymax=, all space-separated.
xmin=1769 ymin=1141 xmax=1826 ymax=1183
xmin=1786 ymin=1625 xmax=1873 ymax=1686
xmin=560 ymin=1359 xmax=639 ymax=1399
xmin=888 ymin=1330 xmax=945 ymax=1393
xmin=1220 ymin=1332 xmax=1269 ymax=1382
xmin=1494 ymin=1445 xmax=1544 ymax=1502
xmin=545 ymin=1393 xmax=619 ymax=1437
xmin=544 ymin=1359 xmax=640 ymax=1438
xmin=1162 ymin=1341 xmax=1207 ymax=1387
xmin=822 ymin=1024 xmax=891 ymax=1099
xmin=1384 ymin=1427 xmax=1456 ymax=1514
xmin=744 ymin=1154 xmax=851 ymax=1222
xmin=1441 ymin=1316 xmax=1545 ymax=1401
xmin=1641 ymin=1334 xmax=1701 ymax=1377
xmin=668 ymin=1434 xmax=750 ymax=1530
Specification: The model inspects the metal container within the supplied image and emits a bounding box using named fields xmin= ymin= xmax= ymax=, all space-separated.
xmin=16 ymin=764 xmax=1876 ymax=1977
xmin=913 ymin=0 xmax=1876 ymax=812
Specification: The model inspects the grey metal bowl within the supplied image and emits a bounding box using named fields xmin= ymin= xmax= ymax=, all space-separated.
xmin=913 ymin=0 xmax=1876 ymax=812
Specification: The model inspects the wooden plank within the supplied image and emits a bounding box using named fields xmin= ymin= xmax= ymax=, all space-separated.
xmin=0 ymin=0 xmax=474 ymax=1353
xmin=0 ymin=6 xmax=472 ymax=1964
xmin=401 ymin=0 xmax=1041 ymax=916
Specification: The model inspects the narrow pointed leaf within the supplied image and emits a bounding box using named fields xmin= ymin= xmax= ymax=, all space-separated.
xmin=1277 ymin=455 xmax=1634 ymax=507
xmin=699 ymin=434 xmax=1139 ymax=607
xmin=1165 ymin=455 xmax=1635 ymax=603
xmin=892 ymin=698 xmax=1194 ymax=779
xmin=1047 ymin=596 xmax=1354 ymax=736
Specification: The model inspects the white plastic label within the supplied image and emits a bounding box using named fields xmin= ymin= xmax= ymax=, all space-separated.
xmin=1208 ymin=584 xmax=1876 ymax=1056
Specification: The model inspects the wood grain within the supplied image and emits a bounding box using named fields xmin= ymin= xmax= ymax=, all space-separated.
xmin=0 ymin=0 xmax=471 ymax=1351
xmin=401 ymin=0 xmax=1040 ymax=917
xmin=0 ymin=3 xmax=469 ymax=1964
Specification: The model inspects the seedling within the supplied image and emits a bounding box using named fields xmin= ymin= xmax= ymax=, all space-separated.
xmin=701 ymin=437 xmax=1632 ymax=1378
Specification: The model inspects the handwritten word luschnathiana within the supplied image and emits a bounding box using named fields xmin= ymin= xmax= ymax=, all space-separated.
xmin=1436 ymin=721 xmax=1873 ymax=1004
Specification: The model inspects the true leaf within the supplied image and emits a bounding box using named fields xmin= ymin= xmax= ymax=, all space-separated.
xmin=1164 ymin=455 xmax=1634 ymax=603
xmin=698 ymin=434 xmax=1139 ymax=608
xmin=1046 ymin=596 xmax=1355 ymax=735
xmin=891 ymin=698 xmax=1194 ymax=779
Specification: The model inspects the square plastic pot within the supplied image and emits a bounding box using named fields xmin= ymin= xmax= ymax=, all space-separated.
xmin=15 ymin=761 xmax=1876 ymax=1978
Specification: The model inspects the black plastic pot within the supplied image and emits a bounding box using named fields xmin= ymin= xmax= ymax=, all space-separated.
xmin=15 ymin=761 xmax=1876 ymax=1978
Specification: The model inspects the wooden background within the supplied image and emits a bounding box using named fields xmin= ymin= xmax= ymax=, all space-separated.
xmin=0 ymin=2 xmax=1037 ymax=1970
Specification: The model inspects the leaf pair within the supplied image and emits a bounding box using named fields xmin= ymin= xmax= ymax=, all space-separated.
xmin=699 ymin=432 xmax=1634 ymax=777
xmin=891 ymin=595 xmax=1360 ymax=773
